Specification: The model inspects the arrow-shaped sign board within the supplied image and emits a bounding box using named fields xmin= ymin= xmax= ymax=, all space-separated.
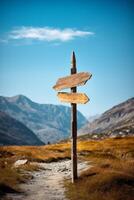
xmin=53 ymin=72 xmax=92 ymax=91
xmin=57 ymin=92 xmax=89 ymax=104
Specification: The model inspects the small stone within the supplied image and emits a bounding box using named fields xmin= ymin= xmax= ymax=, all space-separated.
xmin=14 ymin=159 xmax=28 ymax=167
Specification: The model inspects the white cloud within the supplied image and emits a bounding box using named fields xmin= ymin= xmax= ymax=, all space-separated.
xmin=9 ymin=26 xmax=94 ymax=42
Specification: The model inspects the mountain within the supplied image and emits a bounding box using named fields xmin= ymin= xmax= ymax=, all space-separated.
xmin=88 ymin=114 xmax=100 ymax=123
xmin=79 ymin=98 xmax=134 ymax=139
xmin=0 ymin=111 xmax=44 ymax=145
xmin=0 ymin=95 xmax=87 ymax=143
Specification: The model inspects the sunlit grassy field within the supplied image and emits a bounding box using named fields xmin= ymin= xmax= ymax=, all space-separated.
xmin=0 ymin=142 xmax=70 ymax=197
xmin=0 ymin=136 xmax=134 ymax=200
xmin=65 ymin=136 xmax=134 ymax=200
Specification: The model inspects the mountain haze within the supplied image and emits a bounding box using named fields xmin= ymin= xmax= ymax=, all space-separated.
xmin=0 ymin=95 xmax=87 ymax=143
xmin=0 ymin=111 xmax=43 ymax=145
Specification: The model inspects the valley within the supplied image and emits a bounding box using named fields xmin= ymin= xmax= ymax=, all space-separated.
xmin=0 ymin=96 xmax=134 ymax=200
xmin=0 ymin=137 xmax=134 ymax=200
xmin=0 ymin=95 xmax=87 ymax=144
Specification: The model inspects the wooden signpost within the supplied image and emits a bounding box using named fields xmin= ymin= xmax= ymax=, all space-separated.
xmin=57 ymin=92 xmax=89 ymax=104
xmin=53 ymin=51 xmax=92 ymax=183
xmin=53 ymin=72 xmax=92 ymax=91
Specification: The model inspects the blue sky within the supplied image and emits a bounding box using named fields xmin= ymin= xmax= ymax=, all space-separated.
xmin=0 ymin=0 xmax=134 ymax=117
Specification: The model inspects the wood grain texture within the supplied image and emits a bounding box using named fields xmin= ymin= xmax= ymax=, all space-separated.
xmin=57 ymin=92 xmax=89 ymax=104
xmin=53 ymin=72 xmax=92 ymax=91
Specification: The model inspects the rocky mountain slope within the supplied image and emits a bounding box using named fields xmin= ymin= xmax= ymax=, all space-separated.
xmin=0 ymin=111 xmax=44 ymax=145
xmin=0 ymin=95 xmax=87 ymax=143
xmin=88 ymin=114 xmax=100 ymax=122
xmin=79 ymin=98 xmax=134 ymax=138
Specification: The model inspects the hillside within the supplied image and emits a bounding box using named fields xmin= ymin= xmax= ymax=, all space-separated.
xmin=0 ymin=95 xmax=87 ymax=143
xmin=79 ymin=98 xmax=134 ymax=138
xmin=0 ymin=111 xmax=43 ymax=145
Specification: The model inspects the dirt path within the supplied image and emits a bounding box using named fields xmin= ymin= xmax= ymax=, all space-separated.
xmin=6 ymin=160 xmax=90 ymax=200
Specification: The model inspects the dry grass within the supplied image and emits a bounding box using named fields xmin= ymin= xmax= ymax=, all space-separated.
xmin=0 ymin=142 xmax=71 ymax=197
xmin=0 ymin=158 xmax=30 ymax=197
xmin=0 ymin=142 xmax=71 ymax=162
xmin=0 ymin=137 xmax=134 ymax=200
xmin=65 ymin=136 xmax=134 ymax=200
xmin=0 ymin=157 xmax=44 ymax=197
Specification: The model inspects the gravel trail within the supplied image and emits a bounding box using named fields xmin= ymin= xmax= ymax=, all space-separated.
xmin=6 ymin=160 xmax=90 ymax=200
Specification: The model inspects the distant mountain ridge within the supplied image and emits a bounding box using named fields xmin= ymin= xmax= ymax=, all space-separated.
xmin=0 ymin=95 xmax=87 ymax=143
xmin=88 ymin=114 xmax=100 ymax=123
xmin=0 ymin=111 xmax=43 ymax=145
xmin=79 ymin=98 xmax=134 ymax=138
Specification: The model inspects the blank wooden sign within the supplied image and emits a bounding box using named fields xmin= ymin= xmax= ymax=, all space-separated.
xmin=53 ymin=72 xmax=92 ymax=91
xmin=57 ymin=92 xmax=89 ymax=104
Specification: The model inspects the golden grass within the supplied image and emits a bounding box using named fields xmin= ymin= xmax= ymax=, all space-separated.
xmin=65 ymin=163 xmax=134 ymax=200
xmin=0 ymin=142 xmax=71 ymax=197
xmin=0 ymin=137 xmax=134 ymax=200
xmin=0 ymin=142 xmax=71 ymax=162
xmin=0 ymin=158 xmax=31 ymax=197
xmin=2 ymin=137 xmax=133 ymax=163
xmin=65 ymin=137 xmax=134 ymax=200
xmin=0 ymin=157 xmax=44 ymax=197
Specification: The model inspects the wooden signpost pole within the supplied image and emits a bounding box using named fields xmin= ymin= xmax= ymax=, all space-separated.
xmin=53 ymin=51 xmax=92 ymax=183
xmin=71 ymin=51 xmax=77 ymax=183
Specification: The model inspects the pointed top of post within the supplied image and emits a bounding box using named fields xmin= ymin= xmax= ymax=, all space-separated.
xmin=71 ymin=51 xmax=76 ymax=70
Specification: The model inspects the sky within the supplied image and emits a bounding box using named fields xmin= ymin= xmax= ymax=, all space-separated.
xmin=0 ymin=0 xmax=134 ymax=117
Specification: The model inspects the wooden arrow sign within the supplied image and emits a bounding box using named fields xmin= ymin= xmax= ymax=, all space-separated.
xmin=53 ymin=72 xmax=92 ymax=91
xmin=57 ymin=92 xmax=89 ymax=104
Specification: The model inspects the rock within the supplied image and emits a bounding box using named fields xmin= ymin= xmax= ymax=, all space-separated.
xmin=14 ymin=159 xmax=28 ymax=167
